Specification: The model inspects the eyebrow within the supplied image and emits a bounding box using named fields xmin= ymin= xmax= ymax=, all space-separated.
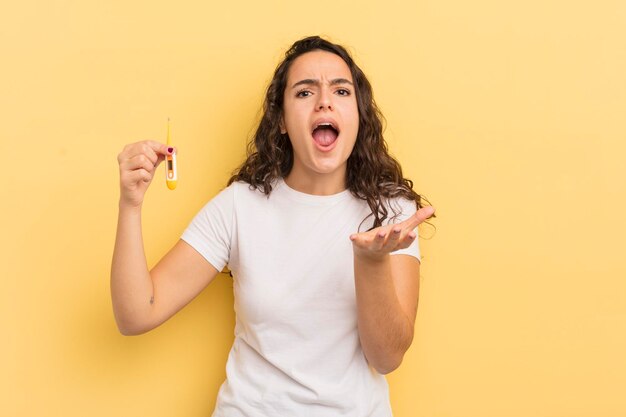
xmin=291 ymin=78 xmax=354 ymax=89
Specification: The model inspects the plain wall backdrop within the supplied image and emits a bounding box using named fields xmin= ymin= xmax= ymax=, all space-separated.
xmin=1 ymin=0 xmax=625 ymax=416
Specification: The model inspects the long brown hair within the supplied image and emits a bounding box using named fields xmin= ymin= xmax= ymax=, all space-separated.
xmin=228 ymin=35 xmax=429 ymax=229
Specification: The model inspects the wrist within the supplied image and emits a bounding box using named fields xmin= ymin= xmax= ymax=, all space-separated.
xmin=118 ymin=200 xmax=143 ymax=215
xmin=354 ymin=251 xmax=390 ymax=266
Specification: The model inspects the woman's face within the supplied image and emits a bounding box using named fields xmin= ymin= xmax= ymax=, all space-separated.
xmin=280 ymin=50 xmax=359 ymax=190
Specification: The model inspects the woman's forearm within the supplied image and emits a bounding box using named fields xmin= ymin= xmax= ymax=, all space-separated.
xmin=110 ymin=203 xmax=154 ymax=335
xmin=354 ymin=254 xmax=414 ymax=374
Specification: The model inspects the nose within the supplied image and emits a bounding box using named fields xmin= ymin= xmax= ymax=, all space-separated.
xmin=316 ymin=89 xmax=333 ymax=111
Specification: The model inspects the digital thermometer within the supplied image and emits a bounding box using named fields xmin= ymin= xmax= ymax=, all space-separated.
xmin=165 ymin=118 xmax=177 ymax=190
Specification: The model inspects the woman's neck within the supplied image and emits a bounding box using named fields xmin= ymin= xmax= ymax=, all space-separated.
xmin=284 ymin=168 xmax=347 ymax=196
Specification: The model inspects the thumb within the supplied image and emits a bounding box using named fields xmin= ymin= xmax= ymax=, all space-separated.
xmin=405 ymin=206 xmax=436 ymax=229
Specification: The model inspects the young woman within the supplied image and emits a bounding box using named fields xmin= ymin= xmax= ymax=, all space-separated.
xmin=112 ymin=36 xmax=435 ymax=417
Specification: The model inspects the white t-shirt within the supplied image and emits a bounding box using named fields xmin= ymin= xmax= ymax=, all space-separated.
xmin=181 ymin=178 xmax=420 ymax=417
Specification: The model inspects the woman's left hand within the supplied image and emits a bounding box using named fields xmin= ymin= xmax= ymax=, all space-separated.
xmin=349 ymin=206 xmax=435 ymax=262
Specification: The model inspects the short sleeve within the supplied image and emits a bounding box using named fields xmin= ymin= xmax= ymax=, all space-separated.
xmin=180 ymin=184 xmax=234 ymax=272
xmin=384 ymin=198 xmax=421 ymax=261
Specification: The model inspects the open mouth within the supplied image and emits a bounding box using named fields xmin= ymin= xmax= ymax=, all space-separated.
xmin=312 ymin=122 xmax=340 ymax=147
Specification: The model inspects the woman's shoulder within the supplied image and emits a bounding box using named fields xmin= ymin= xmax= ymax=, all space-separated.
xmin=226 ymin=179 xmax=277 ymax=204
xmin=229 ymin=179 xmax=271 ymax=192
xmin=193 ymin=180 xmax=262 ymax=217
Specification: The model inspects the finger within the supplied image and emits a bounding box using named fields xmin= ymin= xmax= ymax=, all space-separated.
xmin=351 ymin=229 xmax=387 ymax=250
xmin=122 ymin=141 xmax=174 ymax=162
xmin=381 ymin=226 xmax=402 ymax=251
xmin=143 ymin=140 xmax=176 ymax=157
xmin=119 ymin=145 xmax=160 ymax=168
xmin=142 ymin=145 xmax=159 ymax=166
xmin=373 ymin=229 xmax=389 ymax=250
xmin=125 ymin=168 xmax=152 ymax=184
xmin=403 ymin=206 xmax=436 ymax=231
xmin=121 ymin=154 xmax=157 ymax=174
xmin=394 ymin=230 xmax=417 ymax=251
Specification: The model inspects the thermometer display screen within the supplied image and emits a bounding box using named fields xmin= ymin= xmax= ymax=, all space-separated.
xmin=168 ymin=160 xmax=173 ymax=170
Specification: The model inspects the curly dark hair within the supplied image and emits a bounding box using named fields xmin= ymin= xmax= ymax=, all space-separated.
xmin=228 ymin=35 xmax=429 ymax=230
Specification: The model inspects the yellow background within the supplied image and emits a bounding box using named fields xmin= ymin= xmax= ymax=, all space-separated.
xmin=2 ymin=0 xmax=625 ymax=416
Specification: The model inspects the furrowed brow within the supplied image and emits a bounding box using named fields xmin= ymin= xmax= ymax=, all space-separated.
xmin=292 ymin=79 xmax=319 ymax=89
xmin=291 ymin=78 xmax=354 ymax=89
xmin=330 ymin=78 xmax=354 ymax=86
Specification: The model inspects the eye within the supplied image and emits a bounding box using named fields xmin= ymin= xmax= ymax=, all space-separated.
xmin=336 ymin=88 xmax=351 ymax=96
xmin=296 ymin=89 xmax=312 ymax=98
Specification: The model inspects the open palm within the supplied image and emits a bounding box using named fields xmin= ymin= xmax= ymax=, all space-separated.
xmin=349 ymin=206 xmax=435 ymax=261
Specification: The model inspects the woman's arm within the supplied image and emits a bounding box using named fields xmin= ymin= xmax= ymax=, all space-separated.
xmin=350 ymin=206 xmax=434 ymax=374
xmin=353 ymin=253 xmax=419 ymax=374
xmin=111 ymin=141 xmax=220 ymax=335
xmin=111 ymin=207 xmax=220 ymax=335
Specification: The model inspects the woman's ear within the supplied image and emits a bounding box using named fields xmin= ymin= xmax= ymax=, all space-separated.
xmin=279 ymin=115 xmax=286 ymax=134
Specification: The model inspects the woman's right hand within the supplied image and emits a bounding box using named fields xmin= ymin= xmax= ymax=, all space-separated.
xmin=117 ymin=140 xmax=176 ymax=209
